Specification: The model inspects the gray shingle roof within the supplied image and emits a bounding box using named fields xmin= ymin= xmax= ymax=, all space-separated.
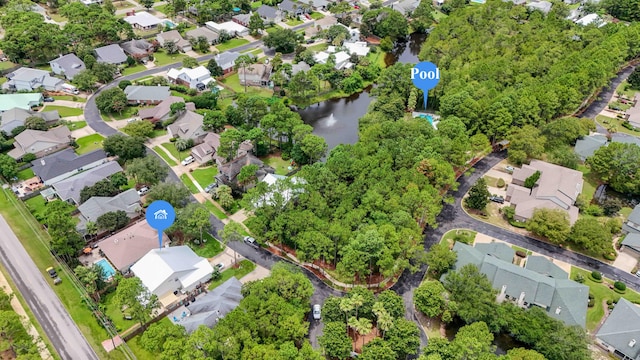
xmin=77 ymin=188 xmax=141 ymax=230
xmin=123 ymin=86 xmax=171 ymax=102
xmin=597 ymin=298 xmax=640 ymax=359
xmin=0 ymin=107 xmax=60 ymax=134
xmin=167 ymin=110 xmax=205 ymax=140
xmin=214 ymin=51 xmax=241 ymax=71
xmin=95 ymin=44 xmax=128 ymax=64
xmin=177 ymin=277 xmax=243 ymax=333
xmin=257 ymin=5 xmax=279 ymax=19
xmin=475 ymin=242 xmax=515 ymax=263
xmin=524 ymin=256 xmax=568 ymax=279
xmin=627 ymin=205 xmax=640 ymax=228
xmin=185 ymin=27 xmax=220 ymax=43
xmin=120 ymin=39 xmax=154 ymax=57
xmin=49 ymin=53 xmax=86 ymax=79
xmin=623 ymin=233 xmax=640 ymax=252
xmin=574 ymin=134 xmax=608 ymax=160
xmin=278 ymin=0 xmax=297 ymax=12
xmin=52 ymin=161 xmax=123 ymax=204
xmin=31 ymin=149 xmax=107 ymax=183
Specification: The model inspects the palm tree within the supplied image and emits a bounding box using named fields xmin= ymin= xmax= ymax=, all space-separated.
xmin=340 ymin=298 xmax=354 ymax=332
xmin=175 ymin=138 xmax=189 ymax=162
xmin=85 ymin=221 xmax=98 ymax=241
xmin=234 ymin=55 xmax=254 ymax=93
xmin=347 ymin=316 xmax=359 ymax=351
xmin=352 ymin=317 xmax=372 ymax=351
xmin=372 ymin=302 xmax=393 ymax=339
xmin=351 ymin=293 xmax=364 ymax=319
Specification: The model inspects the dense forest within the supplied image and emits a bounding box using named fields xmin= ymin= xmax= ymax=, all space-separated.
xmin=420 ymin=0 xmax=640 ymax=140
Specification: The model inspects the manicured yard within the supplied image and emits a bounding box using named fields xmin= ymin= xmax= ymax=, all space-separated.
xmin=310 ymin=12 xmax=324 ymax=20
xmin=24 ymin=196 xmax=48 ymax=220
xmin=180 ymin=174 xmax=200 ymax=194
xmin=215 ymin=38 xmax=250 ymax=52
xmin=240 ymin=48 xmax=263 ymax=57
xmin=621 ymin=206 xmax=633 ymax=219
xmin=285 ymin=18 xmax=304 ymax=26
xmin=262 ymin=155 xmax=291 ymax=175
xmin=208 ymin=260 xmax=256 ymax=290
xmin=153 ymin=3 xmax=170 ymax=15
xmin=152 ymin=146 xmax=178 ymax=166
xmin=221 ymin=73 xmax=274 ymax=97
xmin=76 ymin=134 xmax=105 ymax=154
xmin=441 ymin=229 xmax=477 ymax=246
xmin=121 ymin=64 xmax=146 ymax=76
xmin=0 ymin=61 xmax=15 ymax=71
xmin=189 ymin=232 xmax=224 ymax=258
xmin=250 ymin=1 xmax=262 ymax=9
xmin=101 ymin=292 xmax=137 ymax=333
xmin=52 ymin=95 xmax=86 ymax=103
xmin=42 ymin=105 xmax=83 ymax=117
xmin=66 ymin=121 xmax=87 ymax=130
xmin=616 ymin=80 xmax=638 ymax=99
xmin=114 ymin=0 xmax=135 ymax=8
xmin=596 ymin=114 xmax=639 ymax=136
xmin=204 ymin=200 xmax=228 ymax=220
xmin=16 ymin=168 xmax=35 ymax=181
xmin=307 ymin=43 xmax=328 ymax=52
xmin=0 ymin=189 xmax=119 ymax=359
xmin=571 ymin=267 xmax=640 ymax=331
xmin=150 ymin=129 xmax=167 ymax=138
xmin=161 ymin=142 xmax=191 ymax=161
xmin=577 ymin=164 xmax=599 ymax=203
xmin=265 ymin=25 xmax=282 ymax=34
xmin=432 ymin=10 xmax=448 ymax=22
xmin=153 ymin=51 xmax=186 ymax=66
xmin=366 ymin=50 xmax=388 ymax=69
xmin=191 ymin=167 xmax=218 ymax=188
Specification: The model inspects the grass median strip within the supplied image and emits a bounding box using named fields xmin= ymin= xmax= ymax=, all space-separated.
xmin=180 ymin=174 xmax=199 ymax=194
xmin=152 ymin=146 xmax=177 ymax=166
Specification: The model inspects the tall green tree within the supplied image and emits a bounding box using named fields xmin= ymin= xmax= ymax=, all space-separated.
xmin=263 ymin=28 xmax=303 ymax=53
xmin=248 ymin=11 xmax=265 ymax=36
xmin=146 ymin=182 xmax=191 ymax=208
xmin=414 ymin=280 xmax=447 ymax=318
xmin=588 ymin=142 xmax=640 ymax=195
xmin=95 ymin=87 xmax=127 ymax=115
xmin=218 ymin=221 xmax=244 ymax=265
xmin=318 ymin=322 xmax=352 ymax=359
xmin=114 ymin=277 xmax=160 ymax=328
xmin=465 ymin=178 xmax=490 ymax=211
xmin=525 ymin=208 xmax=571 ymax=244
xmin=425 ymin=243 xmax=457 ymax=278
xmin=0 ymin=155 xmax=18 ymax=180
xmin=126 ymin=156 xmax=168 ymax=185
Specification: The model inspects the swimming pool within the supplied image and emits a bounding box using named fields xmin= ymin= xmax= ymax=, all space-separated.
xmin=164 ymin=20 xmax=176 ymax=29
xmin=95 ymin=259 xmax=116 ymax=279
xmin=419 ymin=114 xmax=434 ymax=124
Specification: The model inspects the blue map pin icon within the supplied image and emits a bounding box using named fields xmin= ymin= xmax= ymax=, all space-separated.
xmin=146 ymin=200 xmax=176 ymax=249
xmin=411 ymin=61 xmax=441 ymax=110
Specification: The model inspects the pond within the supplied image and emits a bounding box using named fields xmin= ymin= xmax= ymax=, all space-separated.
xmin=298 ymin=33 xmax=428 ymax=151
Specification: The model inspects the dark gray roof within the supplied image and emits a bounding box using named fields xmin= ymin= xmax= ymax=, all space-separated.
xmin=219 ymin=153 xmax=264 ymax=183
xmin=596 ymin=298 xmax=640 ymax=359
xmin=612 ymin=133 xmax=640 ymax=147
xmin=623 ymin=233 xmax=640 ymax=252
xmin=0 ymin=108 xmax=60 ymax=134
xmin=214 ymin=51 xmax=241 ymax=70
xmin=524 ymin=255 xmax=568 ymax=279
xmin=31 ymin=149 xmax=107 ymax=183
xmin=232 ymin=13 xmax=251 ymax=25
xmin=178 ymin=277 xmax=243 ymax=333
xmin=123 ymin=86 xmax=171 ymax=102
xmin=49 ymin=53 xmax=86 ymax=79
xmin=52 ymin=161 xmax=123 ymax=204
xmin=257 ymin=5 xmax=279 ymax=19
xmin=77 ymin=189 xmax=141 ymax=231
xmin=185 ymin=27 xmax=219 ymax=43
xmin=475 ymin=242 xmax=515 ymax=263
xmin=94 ymin=44 xmax=127 ymax=64
xmin=278 ymin=0 xmax=298 ymax=13
xmin=120 ymin=39 xmax=154 ymax=57
xmin=574 ymin=134 xmax=608 ymax=160
xmin=627 ymin=205 xmax=640 ymax=227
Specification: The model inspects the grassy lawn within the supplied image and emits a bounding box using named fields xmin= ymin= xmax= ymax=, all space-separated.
xmin=215 ymin=38 xmax=250 ymax=52
xmin=366 ymin=50 xmax=387 ymax=69
xmin=114 ymin=0 xmax=135 ymax=8
xmin=250 ymin=1 xmax=262 ymax=9
xmin=24 ymin=196 xmax=48 ymax=220
xmin=76 ymin=134 xmax=105 ymax=154
xmin=285 ymin=18 xmax=304 ymax=26
xmin=161 ymin=142 xmax=191 ymax=161
xmin=204 ymin=199 xmax=228 ymax=220
xmin=180 ymin=174 xmax=199 ymax=194
xmin=150 ymin=129 xmax=167 ymax=138
xmin=152 ymin=146 xmax=178 ymax=166
xmin=52 ymin=95 xmax=86 ymax=103
xmin=432 ymin=10 xmax=448 ymax=22
xmin=100 ymin=112 xmax=112 ymax=122
xmin=265 ymin=25 xmax=283 ymax=34
xmin=0 ymin=61 xmax=15 ymax=71
xmin=17 ymin=168 xmax=35 ymax=181
xmin=121 ymin=64 xmax=147 ymax=76
xmin=616 ymin=80 xmax=638 ymax=99
xmin=153 ymin=3 xmax=170 ymax=14
xmin=189 ymin=232 xmax=224 ymax=258
xmin=41 ymin=105 xmax=83 ymax=118
xmin=101 ymin=292 xmax=137 ymax=333
xmin=66 ymin=121 xmax=87 ymax=130
xmin=571 ymin=267 xmax=640 ymax=331
xmin=596 ymin=114 xmax=640 ymax=136
xmin=483 ymin=175 xmax=500 ymax=188
xmin=191 ymin=167 xmax=218 ymax=188
xmin=121 ymin=178 xmax=136 ymax=191
xmin=153 ymin=51 xmax=186 ymax=66
xmin=310 ymin=12 xmax=324 ymax=20
xmin=208 ymin=260 xmax=256 ymax=290
xmin=0 ymin=78 xmax=6 ymax=85
xmin=577 ymin=164 xmax=599 ymax=203
xmin=262 ymin=155 xmax=291 ymax=175
xmin=221 ymin=73 xmax=274 ymax=97
xmin=441 ymin=229 xmax=477 ymax=246
xmin=621 ymin=206 xmax=633 ymax=219
xmin=0 ymin=189 xmax=123 ymax=359
xmin=307 ymin=43 xmax=328 ymax=52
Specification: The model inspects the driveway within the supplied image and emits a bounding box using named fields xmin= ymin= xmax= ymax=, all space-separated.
xmin=613 ymin=251 xmax=637 ymax=273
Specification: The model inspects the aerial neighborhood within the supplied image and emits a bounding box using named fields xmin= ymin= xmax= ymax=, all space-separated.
xmin=1 ymin=0 xmax=640 ymax=359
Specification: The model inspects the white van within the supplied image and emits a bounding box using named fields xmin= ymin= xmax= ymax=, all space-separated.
xmin=61 ymin=83 xmax=79 ymax=95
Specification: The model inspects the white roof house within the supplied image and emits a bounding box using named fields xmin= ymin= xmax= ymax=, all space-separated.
xmin=343 ymin=41 xmax=370 ymax=57
xmin=124 ymin=11 xmax=163 ymax=29
xmin=575 ymin=13 xmax=606 ymax=27
xmin=205 ymin=21 xmax=249 ymax=37
xmin=314 ymin=49 xmax=352 ymax=70
xmin=167 ymin=66 xmax=214 ymax=89
xmin=131 ymin=246 xmax=213 ymax=297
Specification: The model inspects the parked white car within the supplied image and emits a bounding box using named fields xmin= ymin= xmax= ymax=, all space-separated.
xmin=181 ymin=156 xmax=195 ymax=166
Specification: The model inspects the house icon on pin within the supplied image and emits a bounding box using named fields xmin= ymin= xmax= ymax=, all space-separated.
xmin=154 ymin=209 xmax=168 ymax=220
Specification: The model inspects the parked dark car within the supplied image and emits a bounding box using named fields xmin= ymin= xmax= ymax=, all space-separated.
xmin=489 ymin=195 xmax=504 ymax=204
xmin=43 ymin=97 xmax=55 ymax=102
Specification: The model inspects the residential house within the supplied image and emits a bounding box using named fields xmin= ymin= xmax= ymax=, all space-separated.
xmin=623 ymin=205 xmax=640 ymax=234
xmin=216 ymin=150 xmax=274 ymax=189
xmin=204 ymin=21 xmax=249 ymax=37
xmin=305 ymin=15 xmax=338 ymax=37
xmin=49 ymin=54 xmax=86 ymax=80
xmin=3 ymin=68 xmax=64 ymax=92
xmin=81 ymin=0 xmax=103 ymax=5
xmin=167 ymin=110 xmax=206 ymax=142
xmin=186 ymin=27 xmax=220 ymax=45
xmin=190 ymin=132 xmax=221 ymax=164
xmin=166 ymin=66 xmax=215 ymax=89
xmin=97 ymin=220 xmax=170 ymax=272
xmin=170 ymin=278 xmax=243 ymax=333
xmin=621 ymin=233 xmax=640 ymax=256
xmin=343 ymin=41 xmax=370 ymax=57
xmin=0 ymin=107 xmax=60 ymax=134
xmin=524 ymin=256 xmax=569 ymax=279
xmin=450 ymin=242 xmax=588 ymax=327
xmin=474 ymin=241 xmax=515 ymax=263
xmin=308 ymin=0 xmax=329 ymax=10
xmin=120 ymin=39 xmax=155 ymax=62
xmin=596 ymin=298 xmax=640 ymax=359
xmin=214 ymin=51 xmax=241 ymax=75
xmin=77 ymin=188 xmax=141 ymax=234
xmin=505 ymin=160 xmax=583 ymax=224
xmin=124 ymin=11 xmax=163 ymax=30
xmin=256 ymin=5 xmax=282 ymax=24
xmin=138 ymin=96 xmax=195 ymax=123
xmin=574 ymin=133 xmax=608 ymax=161
xmin=31 ymin=149 xmax=108 ymax=185
xmin=52 ymin=161 xmax=123 ymax=204
xmin=278 ymin=0 xmax=309 ymax=16
xmin=238 ymin=63 xmax=272 ymax=87
xmin=314 ymin=50 xmax=352 ymax=70
xmin=627 ymin=95 xmax=640 ymax=129
xmin=94 ymin=44 xmax=128 ymax=65
xmin=526 ymin=0 xmax=553 ymax=14
xmin=131 ymin=246 xmax=213 ymax=298
xmin=291 ymin=61 xmax=310 ymax=76
xmin=253 ymin=173 xmax=305 ymax=207
xmin=232 ymin=13 xmax=251 ymax=27
xmin=391 ymin=0 xmax=420 ymax=15
xmin=0 ymin=93 xmax=43 ymax=112
xmin=8 ymin=126 xmax=71 ymax=160
xmin=156 ymin=30 xmax=192 ymax=52
xmin=123 ymin=85 xmax=171 ymax=105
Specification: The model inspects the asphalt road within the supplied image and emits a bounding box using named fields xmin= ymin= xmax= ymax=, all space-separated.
xmin=0 ymin=216 xmax=99 ymax=360
xmin=581 ymin=64 xmax=636 ymax=120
